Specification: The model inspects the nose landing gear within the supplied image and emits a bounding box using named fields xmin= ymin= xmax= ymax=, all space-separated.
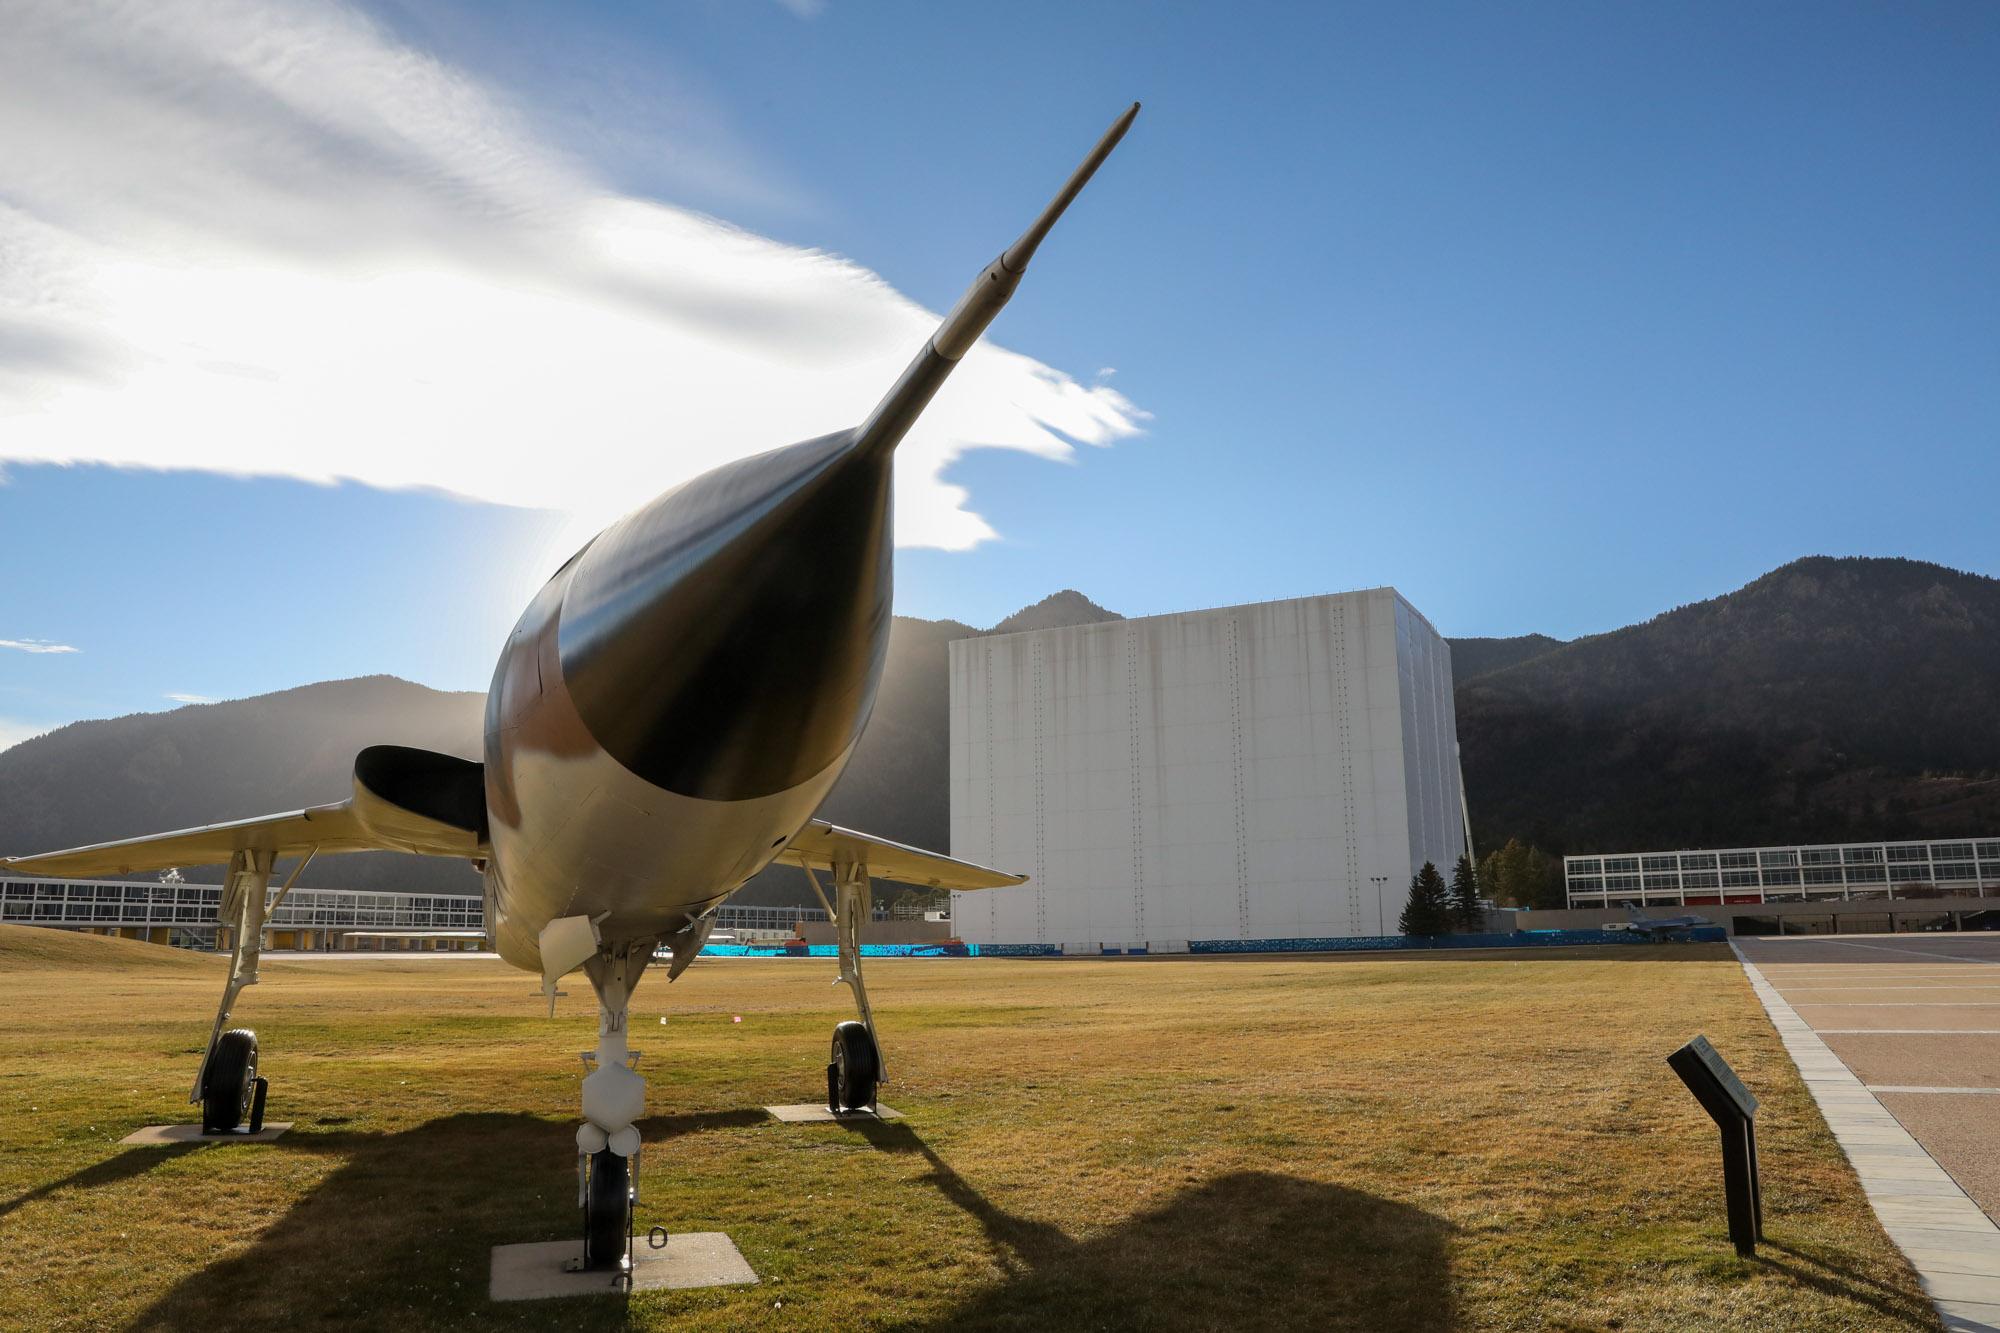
xmin=573 ymin=943 xmax=652 ymax=1273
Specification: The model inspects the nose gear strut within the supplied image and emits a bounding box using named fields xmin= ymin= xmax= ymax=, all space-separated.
xmin=573 ymin=942 xmax=652 ymax=1271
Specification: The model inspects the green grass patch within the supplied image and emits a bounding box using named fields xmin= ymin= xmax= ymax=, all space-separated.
xmin=0 ymin=936 xmax=1941 ymax=1330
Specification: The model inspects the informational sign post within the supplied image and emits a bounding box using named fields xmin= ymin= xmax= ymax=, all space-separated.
xmin=1667 ymin=1035 xmax=1763 ymax=1256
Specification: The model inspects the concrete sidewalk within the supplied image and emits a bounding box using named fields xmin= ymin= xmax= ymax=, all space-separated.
xmin=1737 ymin=945 xmax=2000 ymax=1333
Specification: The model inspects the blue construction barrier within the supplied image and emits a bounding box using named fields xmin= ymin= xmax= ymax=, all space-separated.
xmin=698 ymin=926 xmax=1723 ymax=960
xmin=699 ymin=942 xmax=978 ymax=959
xmin=1188 ymin=926 xmax=1726 ymax=954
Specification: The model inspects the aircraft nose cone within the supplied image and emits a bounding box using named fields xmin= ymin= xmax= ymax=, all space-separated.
xmin=556 ymin=430 xmax=893 ymax=802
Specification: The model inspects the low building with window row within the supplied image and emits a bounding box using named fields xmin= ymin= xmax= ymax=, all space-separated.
xmin=1565 ymin=838 xmax=2000 ymax=908
xmin=1 ymin=876 xmax=832 ymax=950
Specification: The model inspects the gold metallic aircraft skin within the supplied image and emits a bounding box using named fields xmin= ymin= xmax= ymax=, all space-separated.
xmin=482 ymin=428 xmax=894 ymax=972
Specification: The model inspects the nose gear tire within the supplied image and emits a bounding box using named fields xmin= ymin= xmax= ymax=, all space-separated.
xmin=583 ymin=1147 xmax=633 ymax=1270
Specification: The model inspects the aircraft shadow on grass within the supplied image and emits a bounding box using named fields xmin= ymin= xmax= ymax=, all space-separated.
xmin=21 ymin=1101 xmax=1937 ymax=1330
xmin=27 ymin=1106 xmax=1456 ymax=1331
xmin=106 ymin=1109 xmax=766 ymax=1331
xmin=851 ymin=1120 xmax=1456 ymax=1332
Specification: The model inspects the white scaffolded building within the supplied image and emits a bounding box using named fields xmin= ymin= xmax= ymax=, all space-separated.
xmin=949 ymin=590 xmax=1468 ymax=950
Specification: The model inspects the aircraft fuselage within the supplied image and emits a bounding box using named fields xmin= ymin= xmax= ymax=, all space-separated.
xmin=481 ymin=427 xmax=894 ymax=971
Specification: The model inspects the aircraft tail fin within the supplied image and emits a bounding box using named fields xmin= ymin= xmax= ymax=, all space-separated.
xmin=853 ymin=102 xmax=1139 ymax=456
xmin=1624 ymin=902 xmax=1647 ymax=924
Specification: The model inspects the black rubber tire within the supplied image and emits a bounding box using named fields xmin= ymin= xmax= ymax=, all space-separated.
xmin=830 ymin=1020 xmax=879 ymax=1111
xmin=202 ymin=1029 xmax=258 ymax=1134
xmin=583 ymin=1149 xmax=632 ymax=1270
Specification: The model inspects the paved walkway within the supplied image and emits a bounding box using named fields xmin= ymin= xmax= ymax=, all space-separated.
xmin=1736 ymin=936 xmax=2000 ymax=1332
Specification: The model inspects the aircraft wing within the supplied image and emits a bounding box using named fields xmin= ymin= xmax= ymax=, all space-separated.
xmin=779 ymin=820 xmax=1027 ymax=890
xmin=0 ymin=803 xmax=388 ymax=879
xmin=0 ymin=745 xmax=490 ymax=878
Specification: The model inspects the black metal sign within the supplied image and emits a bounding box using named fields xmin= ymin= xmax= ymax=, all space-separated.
xmin=1667 ymin=1035 xmax=1763 ymax=1256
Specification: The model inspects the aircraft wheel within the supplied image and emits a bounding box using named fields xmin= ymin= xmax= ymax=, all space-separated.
xmin=830 ymin=1020 xmax=879 ymax=1111
xmin=202 ymin=1029 xmax=259 ymax=1134
xmin=583 ymin=1148 xmax=632 ymax=1270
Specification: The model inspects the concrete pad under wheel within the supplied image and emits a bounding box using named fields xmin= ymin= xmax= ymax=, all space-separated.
xmin=764 ymin=1103 xmax=903 ymax=1123
xmin=121 ymin=1123 xmax=292 ymax=1145
xmin=488 ymin=1233 xmax=756 ymax=1301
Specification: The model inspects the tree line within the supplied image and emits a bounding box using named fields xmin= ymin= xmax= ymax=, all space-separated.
xmin=1394 ymin=838 xmax=1566 ymax=936
xmin=1396 ymin=855 xmax=1483 ymax=936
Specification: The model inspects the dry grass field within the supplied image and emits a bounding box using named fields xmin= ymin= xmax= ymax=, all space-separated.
xmin=0 ymin=926 xmax=1942 ymax=1331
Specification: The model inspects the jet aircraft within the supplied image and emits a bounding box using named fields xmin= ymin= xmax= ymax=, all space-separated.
xmin=1 ymin=103 xmax=1140 ymax=1271
xmin=1614 ymin=902 xmax=1715 ymax=940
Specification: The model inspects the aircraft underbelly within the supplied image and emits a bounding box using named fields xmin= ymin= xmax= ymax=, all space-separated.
xmin=487 ymin=734 xmax=853 ymax=973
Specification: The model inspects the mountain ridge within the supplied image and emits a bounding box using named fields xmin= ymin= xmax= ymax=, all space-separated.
xmin=5 ymin=556 xmax=1993 ymax=900
xmin=1457 ymin=556 xmax=2000 ymax=851
xmin=0 ymin=675 xmax=485 ymax=892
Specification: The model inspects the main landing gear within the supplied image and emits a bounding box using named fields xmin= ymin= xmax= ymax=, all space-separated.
xmin=805 ymin=858 xmax=884 ymax=1114
xmin=573 ymin=943 xmax=652 ymax=1274
xmin=192 ymin=847 xmax=308 ymax=1134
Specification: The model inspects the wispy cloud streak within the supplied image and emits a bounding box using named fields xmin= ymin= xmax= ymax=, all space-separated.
xmin=0 ymin=638 xmax=79 ymax=655
xmin=165 ymin=692 xmax=218 ymax=704
xmin=0 ymin=0 xmax=1144 ymax=565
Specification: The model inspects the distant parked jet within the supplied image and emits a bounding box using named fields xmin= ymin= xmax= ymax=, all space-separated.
xmin=1 ymin=103 xmax=1141 ymax=1271
xmin=1613 ymin=903 xmax=1715 ymax=941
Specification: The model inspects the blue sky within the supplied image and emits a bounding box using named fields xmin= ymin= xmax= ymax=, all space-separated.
xmin=2 ymin=0 xmax=1996 ymax=746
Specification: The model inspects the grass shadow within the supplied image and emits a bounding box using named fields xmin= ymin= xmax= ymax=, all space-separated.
xmin=124 ymin=1108 xmax=771 ymax=1331
xmin=1754 ymin=1237 xmax=1938 ymax=1322
xmin=849 ymin=1121 xmax=1456 ymax=1331
xmin=0 ymin=1142 xmax=203 ymax=1221
xmin=115 ymin=1106 xmax=1453 ymax=1330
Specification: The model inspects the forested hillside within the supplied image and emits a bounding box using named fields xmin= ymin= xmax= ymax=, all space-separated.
xmin=1456 ymin=557 xmax=2000 ymax=853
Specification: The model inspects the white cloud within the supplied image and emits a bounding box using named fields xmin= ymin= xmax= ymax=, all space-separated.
xmin=773 ymin=0 xmax=827 ymax=16
xmin=0 ymin=0 xmax=1144 ymax=579
xmin=0 ymin=639 xmax=79 ymax=655
xmin=165 ymin=692 xmax=218 ymax=704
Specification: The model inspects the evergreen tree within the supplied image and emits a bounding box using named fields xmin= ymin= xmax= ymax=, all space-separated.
xmin=1449 ymin=853 xmax=1483 ymax=932
xmin=1397 ymin=860 xmax=1452 ymax=936
xmin=1476 ymin=840 xmax=1522 ymax=906
xmin=1477 ymin=837 xmax=1566 ymax=909
xmin=1521 ymin=845 xmax=1564 ymax=910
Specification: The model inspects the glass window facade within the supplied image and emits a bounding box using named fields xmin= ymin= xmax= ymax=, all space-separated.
xmin=2 ymin=876 xmax=483 ymax=933
xmin=1 ymin=878 xmax=841 ymax=942
xmin=1565 ymin=837 xmax=2000 ymax=907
